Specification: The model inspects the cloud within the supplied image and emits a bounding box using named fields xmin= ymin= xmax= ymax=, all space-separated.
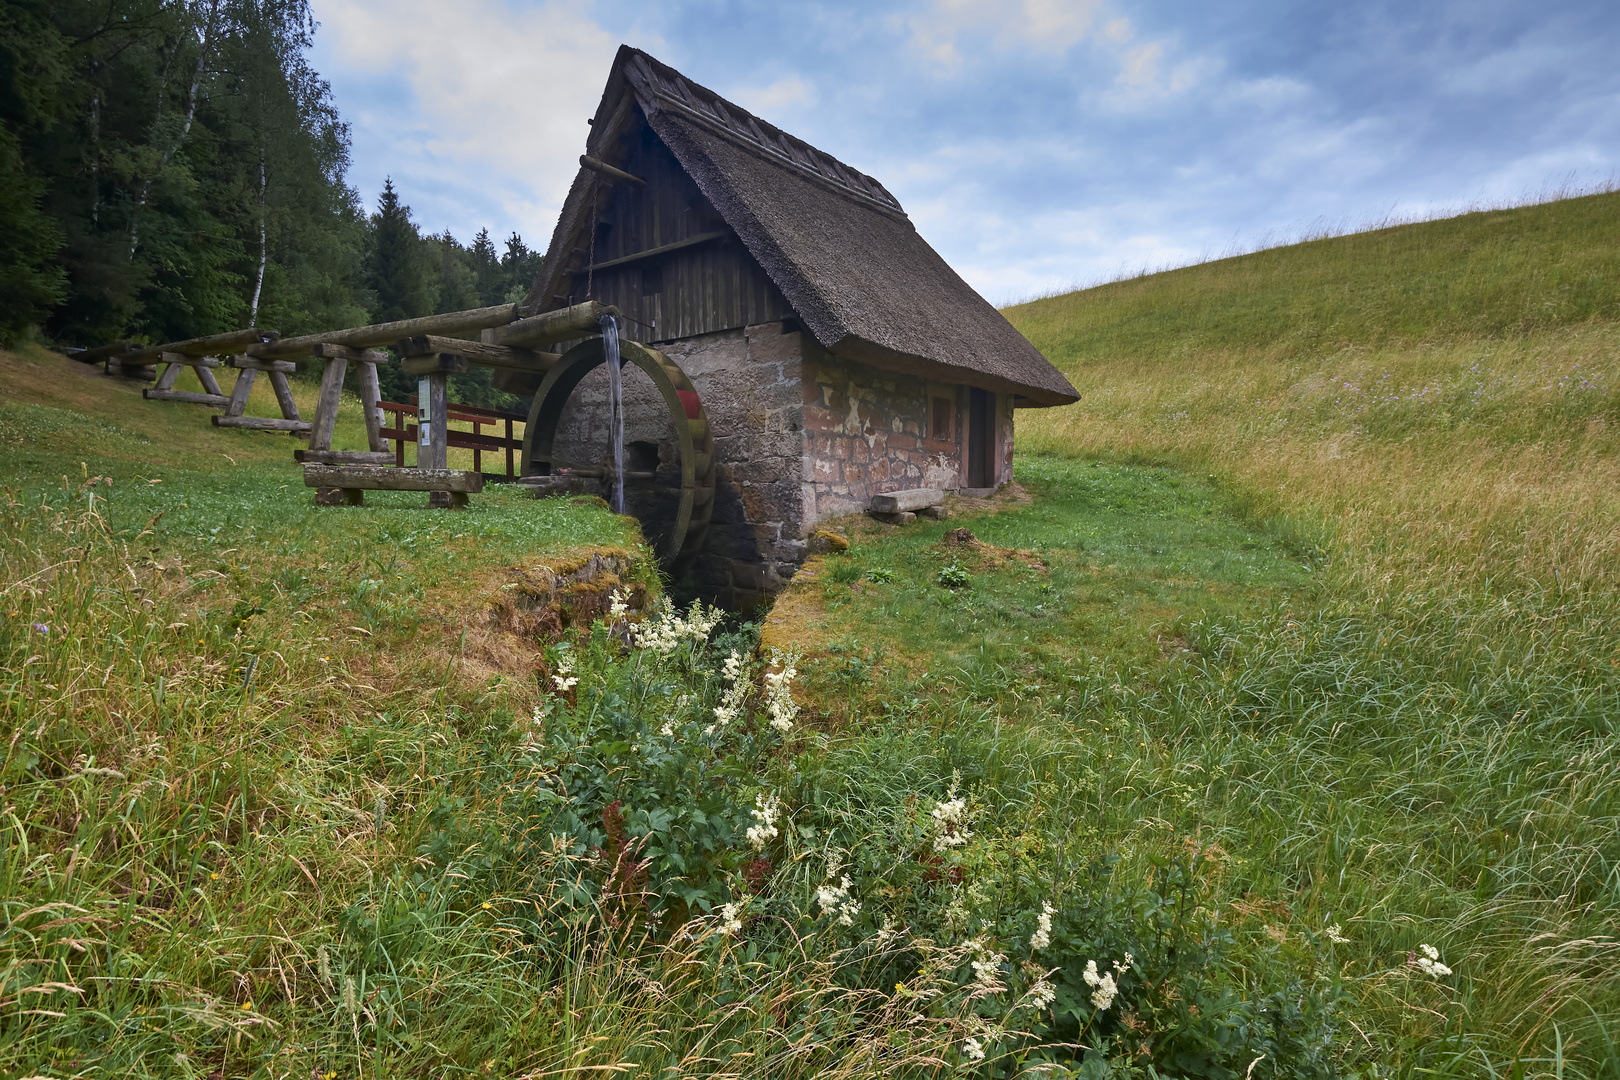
xmin=312 ymin=0 xmax=622 ymax=240
xmin=728 ymin=75 xmax=817 ymax=120
xmin=905 ymin=0 xmax=1105 ymax=68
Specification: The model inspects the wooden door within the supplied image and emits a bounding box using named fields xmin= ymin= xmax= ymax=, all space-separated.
xmin=967 ymin=387 xmax=995 ymax=488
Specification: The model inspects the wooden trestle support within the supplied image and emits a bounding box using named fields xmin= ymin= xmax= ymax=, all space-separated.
xmin=88 ymin=299 xmax=713 ymax=569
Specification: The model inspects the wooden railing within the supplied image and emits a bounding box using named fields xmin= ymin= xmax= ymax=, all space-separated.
xmin=378 ymin=399 xmax=527 ymax=478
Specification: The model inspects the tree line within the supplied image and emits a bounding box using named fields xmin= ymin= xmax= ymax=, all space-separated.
xmin=1 ymin=0 xmax=543 ymax=405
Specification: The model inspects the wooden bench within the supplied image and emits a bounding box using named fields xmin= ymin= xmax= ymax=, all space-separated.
xmin=302 ymin=465 xmax=483 ymax=507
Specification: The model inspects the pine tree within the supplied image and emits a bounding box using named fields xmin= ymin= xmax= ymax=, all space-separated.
xmin=470 ymin=227 xmax=502 ymax=307
xmin=501 ymin=232 xmax=542 ymax=305
xmin=367 ymin=177 xmax=431 ymax=323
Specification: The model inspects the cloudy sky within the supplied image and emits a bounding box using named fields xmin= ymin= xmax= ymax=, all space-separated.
xmin=308 ymin=0 xmax=1620 ymax=304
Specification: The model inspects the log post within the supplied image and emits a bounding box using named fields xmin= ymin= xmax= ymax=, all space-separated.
xmin=225 ymin=363 xmax=257 ymax=417
xmin=356 ymin=358 xmax=386 ymax=453
xmin=153 ymin=359 xmax=184 ymax=392
xmin=419 ymin=374 xmax=451 ymax=507
xmin=309 ymin=356 xmax=349 ymax=451
xmin=267 ymin=371 xmax=300 ymax=421
xmin=196 ymin=363 xmax=226 ymax=398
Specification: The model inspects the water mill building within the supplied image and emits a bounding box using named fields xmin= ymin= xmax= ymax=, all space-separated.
xmin=525 ymin=46 xmax=1080 ymax=608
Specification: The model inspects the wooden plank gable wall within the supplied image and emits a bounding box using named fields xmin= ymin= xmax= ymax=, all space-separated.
xmin=566 ymin=117 xmax=792 ymax=342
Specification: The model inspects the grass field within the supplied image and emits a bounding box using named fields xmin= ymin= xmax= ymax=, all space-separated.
xmin=2 ymin=191 xmax=1618 ymax=1079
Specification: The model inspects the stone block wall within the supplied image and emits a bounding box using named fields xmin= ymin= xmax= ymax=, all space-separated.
xmin=802 ymin=350 xmax=1013 ymax=514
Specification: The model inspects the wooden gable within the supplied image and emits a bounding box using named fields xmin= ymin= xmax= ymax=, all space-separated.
xmin=558 ymin=112 xmax=791 ymax=343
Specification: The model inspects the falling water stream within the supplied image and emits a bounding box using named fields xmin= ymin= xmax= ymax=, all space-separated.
xmin=601 ymin=313 xmax=625 ymax=514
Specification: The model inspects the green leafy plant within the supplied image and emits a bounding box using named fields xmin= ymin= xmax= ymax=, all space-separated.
xmin=937 ymin=561 xmax=971 ymax=589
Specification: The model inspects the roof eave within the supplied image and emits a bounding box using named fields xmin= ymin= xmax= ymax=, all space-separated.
xmin=828 ymin=336 xmax=1081 ymax=408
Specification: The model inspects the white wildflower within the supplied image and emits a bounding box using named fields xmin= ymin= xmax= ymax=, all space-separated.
xmin=1030 ymin=900 xmax=1054 ymax=951
xmin=1082 ymin=958 xmax=1126 ymax=1011
xmin=962 ymin=1036 xmax=986 ymax=1062
xmin=763 ymin=649 xmax=799 ymax=734
xmin=551 ymin=651 xmax=578 ymax=692
xmin=1415 ymin=943 xmax=1452 ymax=978
xmin=608 ymin=587 xmax=629 ymax=621
xmin=659 ymin=718 xmax=677 ymax=737
xmin=1325 ymin=923 xmax=1349 ymax=944
xmin=746 ymin=792 xmax=781 ymax=851
xmin=969 ymin=938 xmax=1006 ymax=990
xmin=631 ymin=599 xmax=723 ymax=654
xmin=815 ymin=871 xmax=860 ymax=926
xmin=711 ymin=649 xmax=750 ymax=731
xmin=930 ymin=771 xmax=972 ymax=853
xmin=876 ymin=916 xmax=902 ymax=946
xmin=1026 ymin=975 xmax=1057 ymax=1012
xmin=718 ymin=901 xmax=744 ymax=937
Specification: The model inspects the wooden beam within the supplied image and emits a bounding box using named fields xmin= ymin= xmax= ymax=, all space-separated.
xmin=576 ymin=231 xmax=727 ymax=276
xmin=303 ymin=465 xmax=483 ymax=494
xmin=304 ymin=464 xmax=482 ymax=493
xmin=579 ymin=154 xmax=646 ymax=187
xmin=159 ymin=351 xmax=222 ymax=368
xmin=248 ymin=304 xmax=533 ymax=359
xmin=229 ymin=355 xmax=298 ymax=373
xmin=483 ymin=301 xmax=619 ymax=349
xmin=395 ymin=334 xmax=554 ymax=372
xmin=127 ymin=328 xmax=279 ymax=361
xmin=225 ymin=367 xmax=256 ymax=417
xmin=400 ymin=352 xmax=469 ymax=377
xmin=212 ymin=415 xmax=313 ymax=433
xmin=267 ymin=371 xmax=300 ymax=420
xmin=312 ymin=343 xmax=389 ymax=363
xmin=356 ymin=360 xmax=387 ymax=453
xmin=309 ymin=357 xmax=348 ymax=451
xmin=294 ymin=449 xmax=395 ymax=465
xmin=73 ymin=341 xmax=136 ymax=364
xmin=144 ymin=389 xmax=230 ymax=406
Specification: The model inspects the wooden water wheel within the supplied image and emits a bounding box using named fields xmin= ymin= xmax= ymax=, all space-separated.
xmin=520 ymin=337 xmax=715 ymax=569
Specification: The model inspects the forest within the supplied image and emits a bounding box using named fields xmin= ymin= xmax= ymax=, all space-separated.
xmin=0 ymin=0 xmax=541 ymax=404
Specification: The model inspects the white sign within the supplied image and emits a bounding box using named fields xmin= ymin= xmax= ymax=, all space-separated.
xmin=417 ymin=377 xmax=431 ymax=446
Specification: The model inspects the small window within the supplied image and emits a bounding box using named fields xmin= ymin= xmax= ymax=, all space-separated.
xmin=931 ymin=397 xmax=953 ymax=441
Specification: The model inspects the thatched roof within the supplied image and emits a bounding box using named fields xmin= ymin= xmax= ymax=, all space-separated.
xmin=527 ymin=46 xmax=1079 ymax=408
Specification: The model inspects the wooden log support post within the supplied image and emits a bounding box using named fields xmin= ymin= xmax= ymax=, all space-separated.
xmin=309 ymin=354 xmax=348 ymax=452
xmin=355 ymin=354 xmax=387 ymax=453
xmin=225 ymin=362 xmax=257 ymax=417
xmin=420 ymin=372 xmax=451 ymax=506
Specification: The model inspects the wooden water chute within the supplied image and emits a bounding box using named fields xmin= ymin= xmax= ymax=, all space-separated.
xmin=521 ymin=335 xmax=715 ymax=568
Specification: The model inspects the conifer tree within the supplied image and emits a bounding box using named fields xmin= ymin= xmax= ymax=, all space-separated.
xmin=470 ymin=227 xmax=502 ymax=307
xmin=367 ymin=177 xmax=432 ymax=323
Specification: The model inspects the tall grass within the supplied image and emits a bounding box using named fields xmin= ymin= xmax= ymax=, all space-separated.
xmin=983 ymin=191 xmax=1620 ymax=1075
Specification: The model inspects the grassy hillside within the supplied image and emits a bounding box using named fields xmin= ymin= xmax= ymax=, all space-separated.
xmin=1008 ymin=192 xmax=1620 ymax=595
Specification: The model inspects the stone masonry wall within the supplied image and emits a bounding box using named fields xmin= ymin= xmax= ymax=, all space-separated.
xmin=801 ymin=349 xmax=1013 ymax=518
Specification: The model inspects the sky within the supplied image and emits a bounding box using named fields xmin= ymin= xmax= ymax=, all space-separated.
xmin=308 ymin=0 xmax=1620 ymax=305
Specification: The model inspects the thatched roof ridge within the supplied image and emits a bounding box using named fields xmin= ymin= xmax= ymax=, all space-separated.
xmin=526 ymin=46 xmax=1079 ymax=407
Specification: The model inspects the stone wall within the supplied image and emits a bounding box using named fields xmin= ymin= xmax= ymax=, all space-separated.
xmin=801 ymin=350 xmax=1013 ymax=515
xmin=549 ymin=320 xmax=1014 ymax=608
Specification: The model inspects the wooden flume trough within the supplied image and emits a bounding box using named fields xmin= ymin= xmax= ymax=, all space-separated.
xmin=86 ymin=300 xmax=716 ymax=568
